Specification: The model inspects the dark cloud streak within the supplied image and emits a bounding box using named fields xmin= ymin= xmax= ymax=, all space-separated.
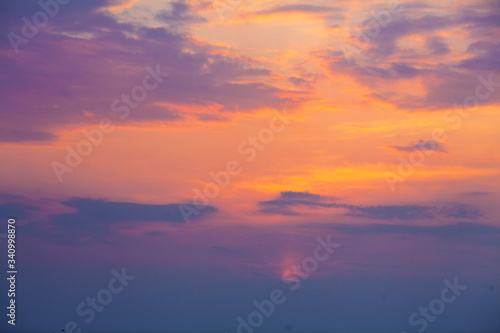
xmin=259 ymin=191 xmax=482 ymax=220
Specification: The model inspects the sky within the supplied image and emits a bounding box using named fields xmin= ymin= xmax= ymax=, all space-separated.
xmin=0 ymin=0 xmax=499 ymax=332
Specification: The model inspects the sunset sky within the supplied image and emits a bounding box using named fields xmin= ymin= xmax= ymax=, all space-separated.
xmin=0 ymin=0 xmax=499 ymax=332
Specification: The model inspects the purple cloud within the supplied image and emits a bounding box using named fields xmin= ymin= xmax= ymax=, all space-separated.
xmin=389 ymin=140 xmax=446 ymax=153
xmin=0 ymin=0 xmax=298 ymax=142
xmin=322 ymin=0 xmax=500 ymax=111
xmin=259 ymin=191 xmax=482 ymax=220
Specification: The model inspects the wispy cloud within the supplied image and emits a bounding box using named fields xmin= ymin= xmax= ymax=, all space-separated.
xmin=259 ymin=191 xmax=482 ymax=220
xmin=389 ymin=140 xmax=447 ymax=153
xmin=0 ymin=0 xmax=296 ymax=143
